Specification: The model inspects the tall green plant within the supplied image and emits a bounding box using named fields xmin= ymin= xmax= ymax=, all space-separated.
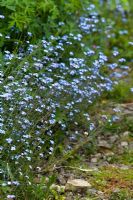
xmin=0 ymin=0 xmax=87 ymax=37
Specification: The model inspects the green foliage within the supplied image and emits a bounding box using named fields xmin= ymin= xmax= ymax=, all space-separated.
xmin=0 ymin=0 xmax=87 ymax=39
xmin=109 ymin=189 xmax=133 ymax=200
xmin=0 ymin=0 xmax=132 ymax=40
xmin=108 ymin=80 xmax=133 ymax=103
xmin=110 ymin=150 xmax=133 ymax=165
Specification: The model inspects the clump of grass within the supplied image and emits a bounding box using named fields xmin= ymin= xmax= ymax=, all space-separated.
xmin=109 ymin=189 xmax=133 ymax=200
xmin=90 ymin=166 xmax=133 ymax=198
xmin=108 ymin=79 xmax=133 ymax=103
xmin=110 ymin=150 xmax=133 ymax=165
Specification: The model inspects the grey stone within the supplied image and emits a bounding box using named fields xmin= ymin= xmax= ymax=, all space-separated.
xmin=123 ymin=131 xmax=130 ymax=137
xmin=121 ymin=141 xmax=128 ymax=147
xmin=66 ymin=179 xmax=91 ymax=191
xmin=91 ymin=157 xmax=98 ymax=163
xmin=98 ymin=140 xmax=112 ymax=149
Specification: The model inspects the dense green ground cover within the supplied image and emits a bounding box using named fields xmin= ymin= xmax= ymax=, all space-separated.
xmin=0 ymin=0 xmax=133 ymax=199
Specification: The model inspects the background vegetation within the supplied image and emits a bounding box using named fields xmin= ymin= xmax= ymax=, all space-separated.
xmin=0 ymin=0 xmax=133 ymax=199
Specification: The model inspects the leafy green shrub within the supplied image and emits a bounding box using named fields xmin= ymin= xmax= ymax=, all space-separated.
xmin=0 ymin=1 xmax=133 ymax=199
xmin=0 ymin=0 xmax=88 ymax=40
xmin=0 ymin=0 xmax=133 ymax=50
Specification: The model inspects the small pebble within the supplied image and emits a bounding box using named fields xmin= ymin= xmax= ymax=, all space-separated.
xmin=91 ymin=157 xmax=98 ymax=163
xmin=113 ymin=188 xmax=120 ymax=193
xmin=121 ymin=141 xmax=128 ymax=147
xmin=123 ymin=131 xmax=129 ymax=136
xmin=97 ymin=190 xmax=104 ymax=196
